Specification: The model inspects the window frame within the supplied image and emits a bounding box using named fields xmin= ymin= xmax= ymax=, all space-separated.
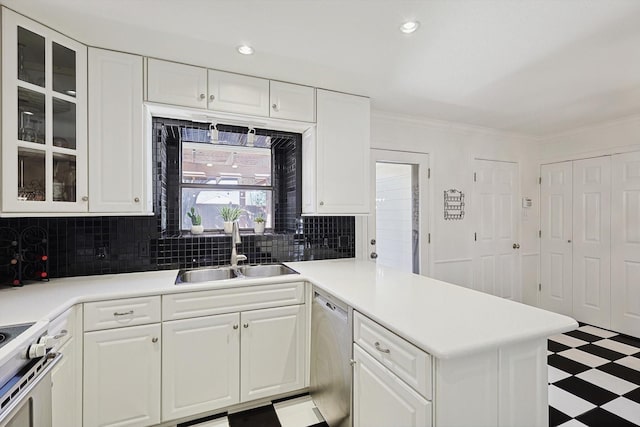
xmin=179 ymin=130 xmax=275 ymax=232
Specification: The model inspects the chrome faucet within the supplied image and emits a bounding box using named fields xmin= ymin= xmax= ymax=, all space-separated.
xmin=230 ymin=222 xmax=247 ymax=267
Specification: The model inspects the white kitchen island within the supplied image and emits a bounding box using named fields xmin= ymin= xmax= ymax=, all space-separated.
xmin=286 ymin=259 xmax=578 ymax=427
xmin=0 ymin=259 xmax=576 ymax=427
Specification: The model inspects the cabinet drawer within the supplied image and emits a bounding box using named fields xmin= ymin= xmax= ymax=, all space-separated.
xmin=163 ymin=282 xmax=305 ymax=321
xmin=354 ymin=311 xmax=432 ymax=400
xmin=84 ymin=296 xmax=161 ymax=331
xmin=49 ymin=305 xmax=80 ymax=348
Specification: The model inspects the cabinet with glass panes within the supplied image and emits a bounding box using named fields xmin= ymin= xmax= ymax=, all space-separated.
xmin=1 ymin=7 xmax=87 ymax=213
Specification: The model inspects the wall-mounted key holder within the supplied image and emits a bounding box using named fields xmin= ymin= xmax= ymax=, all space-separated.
xmin=444 ymin=189 xmax=465 ymax=220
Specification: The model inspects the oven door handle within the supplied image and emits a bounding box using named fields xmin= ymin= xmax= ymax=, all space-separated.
xmin=0 ymin=353 xmax=62 ymax=424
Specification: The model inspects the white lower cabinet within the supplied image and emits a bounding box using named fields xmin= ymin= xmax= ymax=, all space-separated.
xmin=240 ymin=304 xmax=306 ymax=402
xmin=161 ymin=303 xmax=307 ymax=422
xmin=162 ymin=313 xmax=241 ymax=420
xmin=353 ymin=345 xmax=431 ymax=427
xmin=83 ymin=323 xmax=161 ymax=427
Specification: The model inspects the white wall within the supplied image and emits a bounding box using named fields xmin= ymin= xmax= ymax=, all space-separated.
xmin=371 ymin=111 xmax=537 ymax=301
xmin=538 ymin=114 xmax=640 ymax=162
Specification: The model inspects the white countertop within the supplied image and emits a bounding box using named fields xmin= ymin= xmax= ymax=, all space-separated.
xmin=0 ymin=259 xmax=577 ymax=361
xmin=286 ymin=259 xmax=577 ymax=359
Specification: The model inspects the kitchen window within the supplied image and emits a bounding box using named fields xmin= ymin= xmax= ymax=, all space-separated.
xmin=180 ymin=126 xmax=274 ymax=231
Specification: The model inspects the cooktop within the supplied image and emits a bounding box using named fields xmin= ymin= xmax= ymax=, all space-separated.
xmin=0 ymin=323 xmax=34 ymax=350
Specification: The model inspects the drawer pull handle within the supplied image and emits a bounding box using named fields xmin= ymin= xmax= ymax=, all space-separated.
xmin=54 ymin=329 xmax=68 ymax=339
xmin=113 ymin=310 xmax=134 ymax=317
xmin=374 ymin=341 xmax=391 ymax=354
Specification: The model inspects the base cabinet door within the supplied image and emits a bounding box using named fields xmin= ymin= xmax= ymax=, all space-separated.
xmin=240 ymin=304 xmax=306 ymax=402
xmin=83 ymin=323 xmax=161 ymax=427
xmin=162 ymin=313 xmax=240 ymax=421
xmin=353 ymin=345 xmax=431 ymax=427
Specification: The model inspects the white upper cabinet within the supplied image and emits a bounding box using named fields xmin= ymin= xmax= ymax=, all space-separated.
xmin=1 ymin=7 xmax=88 ymax=213
xmin=146 ymin=58 xmax=207 ymax=109
xmin=304 ymin=89 xmax=370 ymax=215
xmin=89 ymin=48 xmax=149 ymax=213
xmin=208 ymin=69 xmax=270 ymax=116
xmin=269 ymin=81 xmax=315 ymax=122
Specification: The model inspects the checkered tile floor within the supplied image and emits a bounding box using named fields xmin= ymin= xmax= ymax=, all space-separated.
xmin=548 ymin=324 xmax=640 ymax=427
xmin=179 ymin=394 xmax=328 ymax=427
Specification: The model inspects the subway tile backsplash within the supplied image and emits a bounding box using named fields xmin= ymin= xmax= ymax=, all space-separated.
xmin=0 ymin=118 xmax=355 ymax=284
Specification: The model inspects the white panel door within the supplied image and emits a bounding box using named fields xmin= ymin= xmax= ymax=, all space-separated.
xmin=353 ymin=345 xmax=431 ymax=427
xmin=162 ymin=313 xmax=240 ymax=420
xmin=88 ymin=48 xmax=146 ymax=213
xmin=83 ymin=324 xmax=161 ymax=427
xmin=208 ymin=69 xmax=270 ymax=116
xmin=573 ymin=156 xmax=611 ymax=329
xmin=611 ymin=152 xmax=640 ymax=337
xmin=240 ymin=304 xmax=306 ymax=402
xmin=473 ymin=160 xmax=520 ymax=300
xmin=146 ymin=58 xmax=207 ymax=109
xmin=540 ymin=162 xmax=573 ymax=315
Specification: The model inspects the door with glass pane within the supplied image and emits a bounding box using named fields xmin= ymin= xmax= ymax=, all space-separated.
xmin=1 ymin=8 xmax=87 ymax=212
xmin=367 ymin=149 xmax=429 ymax=274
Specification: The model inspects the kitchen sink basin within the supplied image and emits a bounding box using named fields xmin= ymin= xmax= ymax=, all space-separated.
xmin=237 ymin=264 xmax=298 ymax=277
xmin=175 ymin=264 xmax=298 ymax=284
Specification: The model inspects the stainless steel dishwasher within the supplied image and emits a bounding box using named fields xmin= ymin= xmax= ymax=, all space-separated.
xmin=310 ymin=288 xmax=352 ymax=427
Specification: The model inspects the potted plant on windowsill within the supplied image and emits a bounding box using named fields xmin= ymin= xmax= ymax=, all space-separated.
xmin=254 ymin=216 xmax=265 ymax=234
xmin=187 ymin=207 xmax=203 ymax=234
xmin=219 ymin=206 xmax=242 ymax=234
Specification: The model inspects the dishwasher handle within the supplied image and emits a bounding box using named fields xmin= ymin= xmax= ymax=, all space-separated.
xmin=314 ymin=293 xmax=348 ymax=322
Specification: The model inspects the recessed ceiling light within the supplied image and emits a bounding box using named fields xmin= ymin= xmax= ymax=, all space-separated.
xmin=400 ymin=21 xmax=420 ymax=34
xmin=237 ymin=45 xmax=254 ymax=55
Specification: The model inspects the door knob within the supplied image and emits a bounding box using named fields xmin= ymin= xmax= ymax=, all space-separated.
xmin=370 ymin=252 xmax=378 ymax=259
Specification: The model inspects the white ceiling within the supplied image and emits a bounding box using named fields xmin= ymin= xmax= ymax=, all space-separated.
xmin=4 ymin=0 xmax=640 ymax=137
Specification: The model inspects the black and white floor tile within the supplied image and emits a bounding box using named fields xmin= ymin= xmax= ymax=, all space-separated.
xmin=180 ymin=395 xmax=328 ymax=427
xmin=548 ymin=324 xmax=640 ymax=427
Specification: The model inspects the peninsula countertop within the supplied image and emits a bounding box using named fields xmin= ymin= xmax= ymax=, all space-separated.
xmin=0 ymin=259 xmax=577 ymax=361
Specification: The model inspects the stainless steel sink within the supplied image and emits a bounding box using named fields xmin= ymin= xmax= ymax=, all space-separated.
xmin=175 ymin=264 xmax=298 ymax=284
xmin=175 ymin=267 xmax=237 ymax=284
xmin=237 ymin=264 xmax=298 ymax=277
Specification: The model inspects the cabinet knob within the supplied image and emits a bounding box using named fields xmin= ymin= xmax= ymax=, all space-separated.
xmin=152 ymin=337 xmax=158 ymax=343
xmin=272 ymin=103 xmax=279 ymax=111
xmin=568 ymin=239 xmax=572 ymax=243
xmin=209 ymin=95 xmax=215 ymax=101
xmin=243 ymin=323 xmax=249 ymax=328
xmin=199 ymin=93 xmax=206 ymax=100
xmin=233 ymin=324 xmax=239 ymax=330
xmin=319 ymin=201 xmax=324 ymax=206
xmin=134 ymin=197 xmax=140 ymax=203
xmin=82 ymin=196 xmax=88 ymax=202
xmin=349 ymin=359 xmax=357 ymax=366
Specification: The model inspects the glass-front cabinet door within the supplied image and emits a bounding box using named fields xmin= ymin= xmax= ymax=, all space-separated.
xmin=2 ymin=8 xmax=87 ymax=212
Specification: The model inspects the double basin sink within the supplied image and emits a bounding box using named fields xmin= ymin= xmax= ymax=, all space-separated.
xmin=175 ymin=264 xmax=298 ymax=285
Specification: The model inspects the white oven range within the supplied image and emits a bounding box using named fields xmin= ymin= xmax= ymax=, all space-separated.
xmin=0 ymin=321 xmax=62 ymax=427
